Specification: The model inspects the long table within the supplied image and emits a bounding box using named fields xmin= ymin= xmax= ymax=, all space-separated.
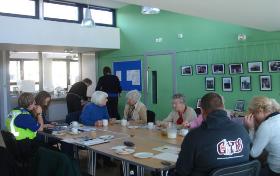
xmin=40 ymin=124 xmax=184 ymax=176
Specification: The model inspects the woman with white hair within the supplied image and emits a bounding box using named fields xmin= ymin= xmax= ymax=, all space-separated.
xmin=124 ymin=90 xmax=147 ymax=123
xmin=245 ymin=96 xmax=280 ymax=175
xmin=163 ymin=93 xmax=197 ymax=126
xmin=80 ymin=91 xmax=109 ymax=126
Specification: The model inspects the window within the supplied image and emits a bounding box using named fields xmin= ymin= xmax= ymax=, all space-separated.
xmin=43 ymin=2 xmax=79 ymax=21
xmin=70 ymin=61 xmax=79 ymax=85
xmin=83 ymin=8 xmax=114 ymax=26
xmin=52 ymin=61 xmax=67 ymax=89
xmin=9 ymin=59 xmax=39 ymax=92
xmin=0 ymin=0 xmax=37 ymax=17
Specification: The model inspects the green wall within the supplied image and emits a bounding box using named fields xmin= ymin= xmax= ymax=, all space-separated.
xmin=97 ymin=5 xmax=280 ymax=119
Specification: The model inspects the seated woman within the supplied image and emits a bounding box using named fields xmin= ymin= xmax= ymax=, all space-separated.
xmin=80 ymin=91 xmax=109 ymax=126
xmin=244 ymin=96 xmax=280 ymax=175
xmin=5 ymin=92 xmax=42 ymax=157
xmin=35 ymin=91 xmax=54 ymax=128
xmin=163 ymin=93 xmax=197 ymax=126
xmin=124 ymin=90 xmax=147 ymax=123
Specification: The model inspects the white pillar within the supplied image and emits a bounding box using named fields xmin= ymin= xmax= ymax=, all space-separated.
xmin=81 ymin=53 xmax=97 ymax=97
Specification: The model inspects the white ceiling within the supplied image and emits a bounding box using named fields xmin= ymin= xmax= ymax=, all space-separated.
xmin=90 ymin=0 xmax=280 ymax=32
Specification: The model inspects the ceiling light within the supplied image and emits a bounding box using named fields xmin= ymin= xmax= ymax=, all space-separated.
xmin=81 ymin=1 xmax=95 ymax=28
xmin=141 ymin=6 xmax=160 ymax=15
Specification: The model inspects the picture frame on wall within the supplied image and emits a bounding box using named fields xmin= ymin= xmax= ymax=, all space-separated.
xmin=196 ymin=99 xmax=201 ymax=108
xmin=212 ymin=64 xmax=225 ymax=74
xmin=205 ymin=77 xmax=215 ymax=91
xmin=234 ymin=100 xmax=245 ymax=112
xmin=240 ymin=76 xmax=251 ymax=91
xmin=181 ymin=65 xmax=192 ymax=75
xmin=268 ymin=60 xmax=280 ymax=72
xmin=260 ymin=75 xmax=272 ymax=91
xmin=195 ymin=64 xmax=208 ymax=75
xmin=248 ymin=61 xmax=263 ymax=73
xmin=222 ymin=77 xmax=232 ymax=92
xmin=229 ymin=63 xmax=243 ymax=74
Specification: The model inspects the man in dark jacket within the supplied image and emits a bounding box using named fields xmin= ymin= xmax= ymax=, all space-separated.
xmin=96 ymin=66 xmax=122 ymax=119
xmin=176 ymin=92 xmax=250 ymax=176
xmin=66 ymin=78 xmax=92 ymax=113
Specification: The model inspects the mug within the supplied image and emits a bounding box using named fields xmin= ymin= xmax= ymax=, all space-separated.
xmin=71 ymin=128 xmax=79 ymax=134
xmin=167 ymin=128 xmax=177 ymax=139
xmin=180 ymin=129 xmax=189 ymax=136
xmin=70 ymin=121 xmax=79 ymax=127
xmin=103 ymin=119 xmax=108 ymax=127
xmin=121 ymin=119 xmax=128 ymax=126
xmin=147 ymin=122 xmax=154 ymax=129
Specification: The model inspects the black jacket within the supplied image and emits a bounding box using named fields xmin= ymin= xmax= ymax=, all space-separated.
xmin=96 ymin=75 xmax=122 ymax=94
xmin=176 ymin=109 xmax=250 ymax=176
xmin=68 ymin=81 xmax=88 ymax=100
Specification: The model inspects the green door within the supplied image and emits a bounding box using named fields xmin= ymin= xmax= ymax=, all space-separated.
xmin=145 ymin=54 xmax=174 ymax=120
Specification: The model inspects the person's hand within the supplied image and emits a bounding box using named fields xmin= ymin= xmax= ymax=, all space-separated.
xmin=182 ymin=121 xmax=191 ymax=128
xmin=44 ymin=124 xmax=54 ymax=128
xmin=81 ymin=100 xmax=88 ymax=106
xmin=95 ymin=120 xmax=103 ymax=127
xmin=244 ymin=113 xmax=255 ymax=130
xmin=34 ymin=105 xmax=42 ymax=116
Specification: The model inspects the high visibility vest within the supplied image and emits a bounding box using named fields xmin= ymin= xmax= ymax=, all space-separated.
xmin=6 ymin=108 xmax=37 ymax=140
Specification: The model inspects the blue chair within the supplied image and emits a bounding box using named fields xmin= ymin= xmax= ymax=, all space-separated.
xmin=210 ymin=160 xmax=261 ymax=176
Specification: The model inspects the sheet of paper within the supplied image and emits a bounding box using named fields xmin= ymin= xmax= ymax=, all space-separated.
xmin=77 ymin=126 xmax=96 ymax=132
xmin=126 ymin=70 xmax=140 ymax=85
xmin=116 ymin=71 xmax=122 ymax=81
xmin=153 ymin=145 xmax=180 ymax=154
xmin=61 ymin=138 xmax=77 ymax=144
xmin=153 ymin=152 xmax=178 ymax=163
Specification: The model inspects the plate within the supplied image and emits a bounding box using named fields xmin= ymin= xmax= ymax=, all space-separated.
xmin=133 ymin=152 xmax=154 ymax=159
xmin=68 ymin=131 xmax=81 ymax=135
xmin=99 ymin=135 xmax=114 ymax=140
xmin=111 ymin=145 xmax=127 ymax=150
xmin=127 ymin=125 xmax=139 ymax=129
xmin=116 ymin=148 xmax=135 ymax=155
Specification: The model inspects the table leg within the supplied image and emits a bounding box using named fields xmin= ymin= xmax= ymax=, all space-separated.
xmin=160 ymin=170 xmax=169 ymax=176
xmin=88 ymin=150 xmax=96 ymax=176
xmin=44 ymin=135 xmax=48 ymax=143
xmin=136 ymin=166 xmax=144 ymax=176
xmin=122 ymin=161 xmax=131 ymax=176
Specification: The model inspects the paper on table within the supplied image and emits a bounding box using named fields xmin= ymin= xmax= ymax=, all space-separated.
xmin=153 ymin=152 xmax=178 ymax=163
xmin=116 ymin=71 xmax=122 ymax=81
xmin=77 ymin=126 xmax=96 ymax=132
xmin=61 ymin=138 xmax=77 ymax=144
xmin=153 ymin=145 xmax=180 ymax=154
xmin=126 ymin=70 xmax=140 ymax=85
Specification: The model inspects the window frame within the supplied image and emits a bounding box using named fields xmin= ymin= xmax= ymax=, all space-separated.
xmin=0 ymin=0 xmax=39 ymax=19
xmin=85 ymin=5 xmax=116 ymax=27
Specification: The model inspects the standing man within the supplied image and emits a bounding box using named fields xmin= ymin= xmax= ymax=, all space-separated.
xmin=176 ymin=92 xmax=250 ymax=176
xmin=96 ymin=66 xmax=122 ymax=119
xmin=66 ymin=78 xmax=92 ymax=113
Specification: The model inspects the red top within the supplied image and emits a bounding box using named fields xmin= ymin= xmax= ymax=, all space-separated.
xmin=176 ymin=107 xmax=187 ymax=125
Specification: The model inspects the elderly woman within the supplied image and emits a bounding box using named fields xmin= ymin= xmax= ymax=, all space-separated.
xmin=244 ymin=96 xmax=280 ymax=175
xmin=124 ymin=90 xmax=147 ymax=123
xmin=80 ymin=91 xmax=109 ymax=126
xmin=163 ymin=93 xmax=197 ymax=126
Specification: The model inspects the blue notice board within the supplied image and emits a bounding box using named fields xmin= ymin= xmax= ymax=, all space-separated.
xmin=113 ymin=60 xmax=142 ymax=91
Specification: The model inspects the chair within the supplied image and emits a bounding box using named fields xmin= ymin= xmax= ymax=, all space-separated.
xmin=194 ymin=108 xmax=201 ymax=116
xmin=1 ymin=130 xmax=21 ymax=161
xmin=210 ymin=160 xmax=261 ymax=176
xmin=147 ymin=110 xmax=156 ymax=123
xmin=65 ymin=111 xmax=82 ymax=124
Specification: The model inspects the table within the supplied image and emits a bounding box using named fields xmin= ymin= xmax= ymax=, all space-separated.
xmin=40 ymin=123 xmax=184 ymax=176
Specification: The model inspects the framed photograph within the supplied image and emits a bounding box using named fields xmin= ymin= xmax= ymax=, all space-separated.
xmin=205 ymin=77 xmax=215 ymax=91
xmin=181 ymin=65 xmax=192 ymax=75
xmin=229 ymin=63 xmax=243 ymax=74
xmin=268 ymin=60 xmax=280 ymax=72
xmin=196 ymin=99 xmax=201 ymax=108
xmin=234 ymin=100 xmax=245 ymax=112
xmin=260 ymin=75 xmax=272 ymax=91
xmin=195 ymin=64 xmax=208 ymax=75
xmin=240 ymin=76 xmax=251 ymax=91
xmin=222 ymin=77 xmax=232 ymax=92
xmin=212 ymin=64 xmax=225 ymax=74
xmin=248 ymin=61 xmax=263 ymax=73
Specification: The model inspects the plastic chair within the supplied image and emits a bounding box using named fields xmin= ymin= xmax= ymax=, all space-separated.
xmin=147 ymin=110 xmax=156 ymax=123
xmin=210 ymin=160 xmax=261 ymax=176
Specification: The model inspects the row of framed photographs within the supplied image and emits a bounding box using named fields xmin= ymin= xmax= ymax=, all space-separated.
xmin=205 ymin=75 xmax=272 ymax=91
xmin=181 ymin=60 xmax=280 ymax=75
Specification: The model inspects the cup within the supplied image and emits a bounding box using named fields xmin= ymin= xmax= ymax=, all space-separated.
xmin=71 ymin=128 xmax=79 ymax=134
xmin=103 ymin=119 xmax=109 ymax=127
xmin=147 ymin=122 xmax=154 ymax=129
xmin=180 ymin=129 xmax=189 ymax=136
xmin=121 ymin=119 xmax=127 ymax=127
xmin=167 ymin=127 xmax=177 ymax=139
xmin=70 ymin=121 xmax=79 ymax=128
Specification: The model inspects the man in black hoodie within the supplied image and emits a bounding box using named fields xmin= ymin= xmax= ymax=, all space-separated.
xmin=176 ymin=92 xmax=250 ymax=176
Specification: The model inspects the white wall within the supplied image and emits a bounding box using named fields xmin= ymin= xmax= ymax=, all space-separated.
xmin=0 ymin=16 xmax=120 ymax=50
xmin=81 ymin=53 xmax=97 ymax=97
